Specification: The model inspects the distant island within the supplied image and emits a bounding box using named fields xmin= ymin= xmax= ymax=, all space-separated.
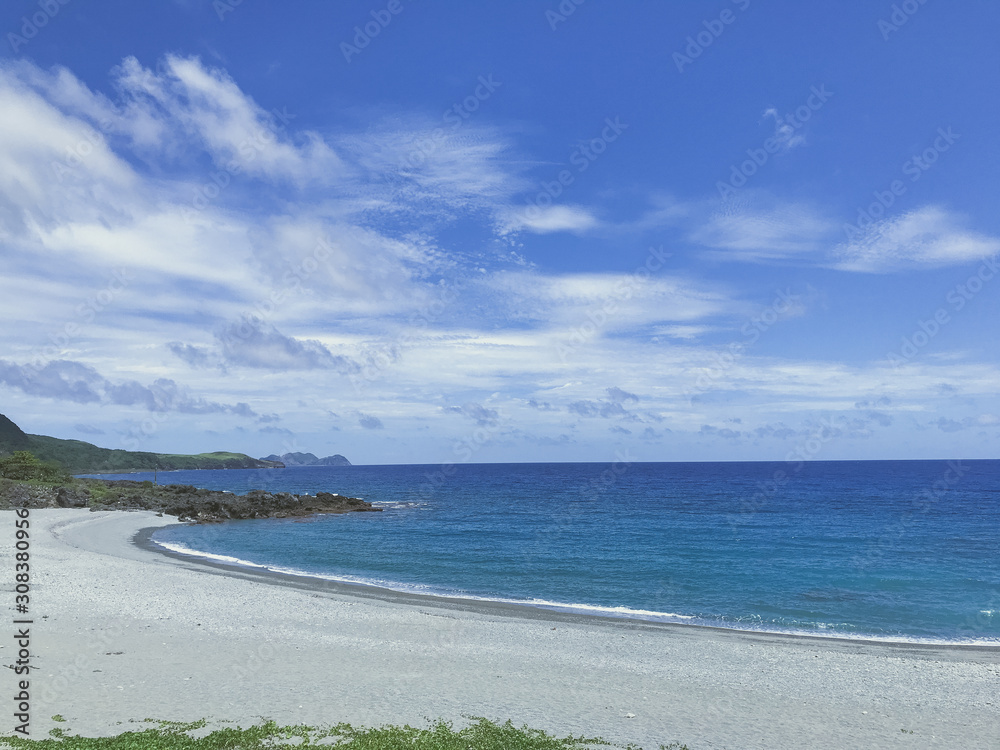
xmin=0 ymin=413 xmax=350 ymax=475
xmin=261 ymin=452 xmax=351 ymax=467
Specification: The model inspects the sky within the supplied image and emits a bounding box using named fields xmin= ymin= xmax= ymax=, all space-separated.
xmin=0 ymin=0 xmax=998 ymax=465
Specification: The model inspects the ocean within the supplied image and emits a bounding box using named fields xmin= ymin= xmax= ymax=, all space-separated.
xmin=84 ymin=459 xmax=1000 ymax=643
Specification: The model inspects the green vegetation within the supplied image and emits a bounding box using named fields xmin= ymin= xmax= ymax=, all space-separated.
xmin=0 ymin=414 xmax=281 ymax=474
xmin=0 ymin=717 xmax=690 ymax=749
xmin=0 ymin=451 xmax=69 ymax=484
xmin=0 ymin=414 xmax=32 ymax=454
xmin=26 ymin=435 xmax=277 ymax=474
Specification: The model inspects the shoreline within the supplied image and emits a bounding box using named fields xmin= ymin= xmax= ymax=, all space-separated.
xmin=136 ymin=524 xmax=1000 ymax=654
xmin=8 ymin=508 xmax=1000 ymax=749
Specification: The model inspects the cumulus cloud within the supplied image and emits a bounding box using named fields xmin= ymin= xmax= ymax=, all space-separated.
xmin=568 ymin=400 xmax=629 ymax=419
xmin=527 ymin=399 xmax=555 ymax=411
xmin=171 ymin=321 xmax=361 ymax=373
xmin=937 ymin=417 xmax=965 ymax=433
xmin=168 ymin=342 xmax=213 ymax=368
xmin=215 ymin=318 xmax=359 ymax=372
xmin=357 ymin=413 xmax=384 ymax=430
xmin=799 ymin=409 xmax=892 ymax=441
xmin=534 ymin=434 xmax=572 ymax=446
xmin=700 ymin=424 xmax=743 ymax=440
xmin=0 ymin=359 xmax=102 ymax=403
xmin=854 ymin=396 xmax=893 ymax=428
xmin=605 ymin=386 xmax=639 ymax=403
xmin=564 ymin=387 xmax=642 ymax=421
xmin=935 ymin=414 xmax=1000 ymax=432
xmin=753 ymin=422 xmax=800 ymax=440
xmin=444 ymin=402 xmax=499 ymax=426
xmin=0 ymin=358 xmax=257 ymax=416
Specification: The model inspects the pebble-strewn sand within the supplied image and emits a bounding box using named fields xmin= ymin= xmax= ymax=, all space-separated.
xmin=2 ymin=509 xmax=998 ymax=749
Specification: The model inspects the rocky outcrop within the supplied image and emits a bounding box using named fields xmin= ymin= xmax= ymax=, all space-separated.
xmin=156 ymin=487 xmax=378 ymax=522
xmin=0 ymin=478 xmax=380 ymax=523
xmin=55 ymin=486 xmax=89 ymax=508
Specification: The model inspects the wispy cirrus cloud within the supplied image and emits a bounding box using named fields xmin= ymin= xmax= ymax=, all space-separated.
xmin=112 ymin=55 xmax=343 ymax=184
xmin=692 ymin=203 xmax=833 ymax=262
xmin=833 ymin=206 xmax=1000 ymax=272
xmin=482 ymin=270 xmax=733 ymax=331
xmin=681 ymin=197 xmax=1000 ymax=273
xmin=2 ymin=52 xmax=998 ymax=462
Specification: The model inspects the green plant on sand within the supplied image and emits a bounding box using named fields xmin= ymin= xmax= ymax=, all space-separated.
xmin=0 ymin=717 xmax=691 ymax=749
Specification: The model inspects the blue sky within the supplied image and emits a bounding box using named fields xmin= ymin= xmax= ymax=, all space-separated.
xmin=1 ymin=0 xmax=998 ymax=464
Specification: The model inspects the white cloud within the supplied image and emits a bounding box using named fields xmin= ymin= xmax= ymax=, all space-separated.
xmin=834 ymin=206 xmax=1000 ymax=272
xmin=483 ymin=271 xmax=733 ymax=331
xmin=2 ymin=56 xmax=998 ymax=461
xmin=0 ymin=65 xmax=135 ymax=228
xmin=198 ymin=319 xmax=361 ymax=373
xmin=651 ymin=325 xmax=716 ymax=340
xmin=111 ymin=55 xmax=344 ymax=184
xmin=30 ymin=206 xmax=262 ymax=289
xmin=763 ymin=107 xmax=806 ymax=151
xmin=338 ymin=123 xmax=522 ymax=212
xmin=498 ymin=205 xmax=600 ymax=235
xmin=692 ymin=203 xmax=833 ymax=262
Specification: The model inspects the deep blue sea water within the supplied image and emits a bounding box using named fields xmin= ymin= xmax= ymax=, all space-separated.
xmin=83 ymin=460 xmax=1000 ymax=643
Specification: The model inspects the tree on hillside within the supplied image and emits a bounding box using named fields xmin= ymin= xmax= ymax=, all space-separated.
xmin=0 ymin=451 xmax=68 ymax=483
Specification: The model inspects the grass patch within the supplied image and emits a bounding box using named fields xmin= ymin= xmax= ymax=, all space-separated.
xmin=85 ymin=483 xmax=110 ymax=502
xmin=0 ymin=717 xmax=690 ymax=749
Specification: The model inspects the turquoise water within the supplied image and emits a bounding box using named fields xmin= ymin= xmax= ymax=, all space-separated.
xmin=87 ymin=460 xmax=1000 ymax=642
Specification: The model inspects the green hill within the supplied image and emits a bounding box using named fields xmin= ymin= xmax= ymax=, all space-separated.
xmin=0 ymin=414 xmax=32 ymax=454
xmin=0 ymin=414 xmax=284 ymax=474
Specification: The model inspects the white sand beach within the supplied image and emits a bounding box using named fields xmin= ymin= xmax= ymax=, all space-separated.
xmin=3 ymin=509 xmax=998 ymax=749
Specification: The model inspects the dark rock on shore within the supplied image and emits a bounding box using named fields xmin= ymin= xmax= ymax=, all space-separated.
xmin=0 ymin=477 xmax=380 ymax=523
